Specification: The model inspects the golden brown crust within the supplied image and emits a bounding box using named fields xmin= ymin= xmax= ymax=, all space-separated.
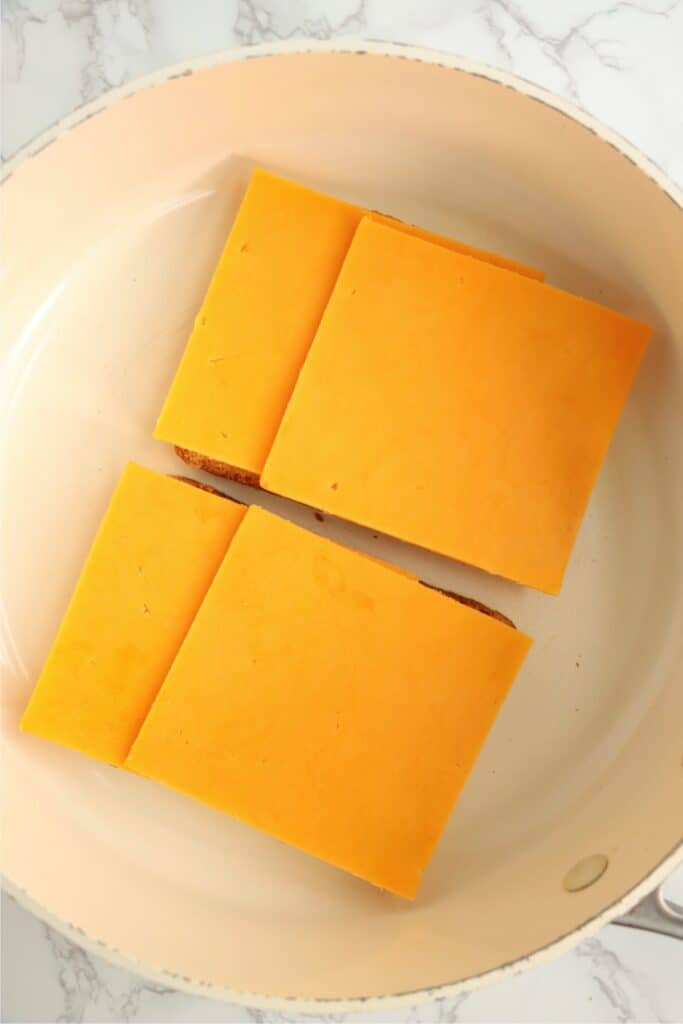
xmin=171 ymin=475 xmax=245 ymax=503
xmin=420 ymin=582 xmax=515 ymax=629
xmin=174 ymin=447 xmax=260 ymax=488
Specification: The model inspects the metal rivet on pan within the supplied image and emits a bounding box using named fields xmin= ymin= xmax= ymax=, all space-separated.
xmin=563 ymin=854 xmax=609 ymax=892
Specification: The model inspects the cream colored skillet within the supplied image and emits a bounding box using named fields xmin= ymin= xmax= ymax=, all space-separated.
xmin=1 ymin=40 xmax=682 ymax=1014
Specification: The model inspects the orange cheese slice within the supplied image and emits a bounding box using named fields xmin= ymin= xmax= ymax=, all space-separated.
xmin=154 ymin=168 xmax=543 ymax=478
xmin=21 ymin=463 xmax=244 ymax=766
xmin=126 ymin=507 xmax=531 ymax=898
xmin=262 ymin=218 xmax=651 ymax=594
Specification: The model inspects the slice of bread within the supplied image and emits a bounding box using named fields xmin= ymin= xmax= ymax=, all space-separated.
xmin=175 ymin=446 xmax=260 ymax=488
xmin=171 ymin=475 xmax=246 ymax=502
xmin=421 ymin=583 xmax=514 ymax=628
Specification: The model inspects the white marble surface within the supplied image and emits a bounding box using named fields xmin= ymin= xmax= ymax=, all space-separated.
xmin=2 ymin=1 xmax=682 ymax=1021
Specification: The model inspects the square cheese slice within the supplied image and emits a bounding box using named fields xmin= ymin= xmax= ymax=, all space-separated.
xmin=21 ymin=463 xmax=245 ymax=766
xmin=126 ymin=507 xmax=531 ymax=899
xmin=261 ymin=218 xmax=651 ymax=594
xmin=154 ymin=168 xmax=542 ymax=481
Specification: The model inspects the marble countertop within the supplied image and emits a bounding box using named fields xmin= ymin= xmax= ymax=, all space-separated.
xmin=2 ymin=2 xmax=682 ymax=1022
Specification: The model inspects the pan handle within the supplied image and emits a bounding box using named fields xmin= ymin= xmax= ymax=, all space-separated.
xmin=614 ymin=886 xmax=683 ymax=940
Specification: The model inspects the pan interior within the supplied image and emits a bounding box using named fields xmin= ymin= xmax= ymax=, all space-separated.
xmin=2 ymin=48 xmax=682 ymax=1002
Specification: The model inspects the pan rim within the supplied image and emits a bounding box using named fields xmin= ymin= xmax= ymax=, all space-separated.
xmin=3 ymin=36 xmax=682 ymax=1012
xmin=5 ymin=842 xmax=682 ymax=1012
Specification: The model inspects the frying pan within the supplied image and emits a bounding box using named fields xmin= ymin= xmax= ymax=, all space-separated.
xmin=2 ymin=40 xmax=682 ymax=1013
